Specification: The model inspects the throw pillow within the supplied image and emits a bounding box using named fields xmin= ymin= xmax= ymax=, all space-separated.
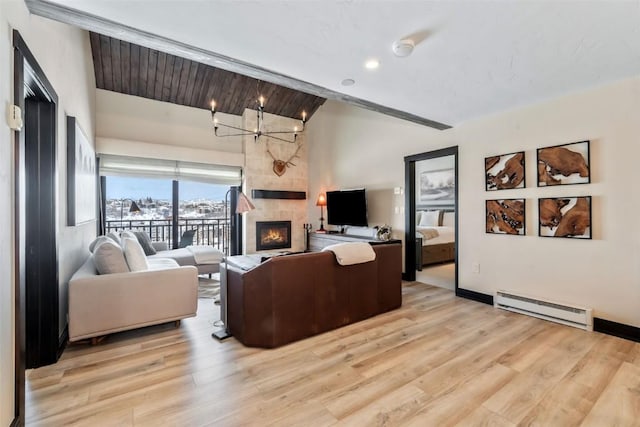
xmin=89 ymin=235 xmax=114 ymax=253
xmin=93 ymin=240 xmax=130 ymax=274
xmin=106 ymin=231 xmax=121 ymax=246
xmin=120 ymin=230 xmax=137 ymax=242
xmin=133 ymin=231 xmax=157 ymax=255
xmin=122 ymin=237 xmax=149 ymax=272
xmin=419 ymin=210 xmax=441 ymax=227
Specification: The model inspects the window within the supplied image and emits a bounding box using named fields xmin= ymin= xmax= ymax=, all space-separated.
xmin=178 ymin=180 xmax=229 ymax=246
xmin=104 ymin=176 xmax=173 ymax=242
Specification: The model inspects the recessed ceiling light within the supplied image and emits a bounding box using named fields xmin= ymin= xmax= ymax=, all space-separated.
xmin=364 ymin=59 xmax=380 ymax=70
xmin=341 ymin=78 xmax=355 ymax=86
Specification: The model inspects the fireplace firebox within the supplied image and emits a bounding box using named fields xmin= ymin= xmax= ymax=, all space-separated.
xmin=256 ymin=221 xmax=292 ymax=251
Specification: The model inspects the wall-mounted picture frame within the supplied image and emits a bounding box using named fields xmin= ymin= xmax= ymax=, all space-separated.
xmin=538 ymin=196 xmax=591 ymax=239
xmin=486 ymin=199 xmax=525 ymax=235
xmin=537 ymin=140 xmax=590 ymax=186
xmin=419 ymin=168 xmax=455 ymax=206
xmin=485 ymin=151 xmax=525 ymax=191
xmin=67 ymin=115 xmax=96 ymax=226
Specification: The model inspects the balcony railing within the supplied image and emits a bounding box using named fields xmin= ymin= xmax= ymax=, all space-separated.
xmin=105 ymin=218 xmax=230 ymax=252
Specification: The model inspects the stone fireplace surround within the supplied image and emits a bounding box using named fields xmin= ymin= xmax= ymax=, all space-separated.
xmin=242 ymin=110 xmax=308 ymax=254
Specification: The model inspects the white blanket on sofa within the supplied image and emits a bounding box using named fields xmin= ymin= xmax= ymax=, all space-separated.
xmin=322 ymin=242 xmax=376 ymax=266
xmin=186 ymin=245 xmax=224 ymax=264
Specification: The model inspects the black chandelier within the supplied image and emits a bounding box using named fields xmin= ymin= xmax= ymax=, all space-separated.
xmin=211 ymin=96 xmax=306 ymax=144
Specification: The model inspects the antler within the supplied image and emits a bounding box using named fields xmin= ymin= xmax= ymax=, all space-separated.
xmin=266 ymin=142 xmax=277 ymax=161
xmin=285 ymin=141 xmax=303 ymax=167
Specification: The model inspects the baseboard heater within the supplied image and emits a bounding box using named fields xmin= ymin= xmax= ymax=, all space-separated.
xmin=495 ymin=290 xmax=593 ymax=331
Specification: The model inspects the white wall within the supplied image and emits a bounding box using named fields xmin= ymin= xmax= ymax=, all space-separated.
xmin=306 ymin=102 xmax=445 ymax=237
xmin=96 ymin=88 xmax=244 ymax=162
xmin=307 ymin=76 xmax=640 ymax=328
xmin=0 ymin=1 xmax=96 ymax=423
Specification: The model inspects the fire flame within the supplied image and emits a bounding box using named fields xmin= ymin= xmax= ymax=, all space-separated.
xmin=262 ymin=228 xmax=286 ymax=244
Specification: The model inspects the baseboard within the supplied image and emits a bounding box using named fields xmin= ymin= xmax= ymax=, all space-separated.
xmin=594 ymin=318 xmax=640 ymax=343
xmin=456 ymin=288 xmax=494 ymax=306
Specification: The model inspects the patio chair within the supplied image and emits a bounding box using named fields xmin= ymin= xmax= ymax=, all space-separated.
xmin=178 ymin=229 xmax=196 ymax=248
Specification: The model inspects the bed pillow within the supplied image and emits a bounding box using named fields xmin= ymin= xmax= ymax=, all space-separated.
xmin=418 ymin=210 xmax=440 ymax=227
xmin=122 ymin=237 xmax=149 ymax=272
xmin=442 ymin=211 xmax=455 ymax=227
xmin=93 ymin=240 xmax=130 ymax=274
xmin=416 ymin=211 xmax=423 ymax=226
xmin=133 ymin=231 xmax=157 ymax=256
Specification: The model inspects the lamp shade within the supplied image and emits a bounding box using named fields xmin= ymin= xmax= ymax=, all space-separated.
xmin=236 ymin=192 xmax=255 ymax=214
xmin=316 ymin=193 xmax=327 ymax=207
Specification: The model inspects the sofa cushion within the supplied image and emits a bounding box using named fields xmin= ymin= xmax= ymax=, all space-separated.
xmin=148 ymin=257 xmax=180 ymax=270
xmin=93 ymin=241 xmax=130 ymax=274
xmin=122 ymin=237 xmax=149 ymax=272
xmin=133 ymin=231 xmax=157 ymax=255
xmin=89 ymin=235 xmax=115 ymax=253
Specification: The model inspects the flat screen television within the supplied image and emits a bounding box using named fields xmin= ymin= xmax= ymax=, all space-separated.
xmin=326 ymin=189 xmax=368 ymax=227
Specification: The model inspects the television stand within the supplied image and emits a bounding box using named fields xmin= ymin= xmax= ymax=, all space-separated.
xmin=308 ymin=232 xmax=399 ymax=252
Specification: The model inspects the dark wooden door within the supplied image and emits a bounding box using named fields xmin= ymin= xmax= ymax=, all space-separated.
xmin=24 ymin=97 xmax=59 ymax=369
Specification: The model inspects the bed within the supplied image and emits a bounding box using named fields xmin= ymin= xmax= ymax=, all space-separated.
xmin=415 ymin=210 xmax=456 ymax=269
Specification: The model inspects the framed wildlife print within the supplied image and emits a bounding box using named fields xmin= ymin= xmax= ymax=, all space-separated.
xmin=537 ymin=140 xmax=590 ymax=186
xmin=485 ymin=151 xmax=525 ymax=191
xmin=538 ymin=196 xmax=591 ymax=239
xmin=486 ymin=199 xmax=525 ymax=235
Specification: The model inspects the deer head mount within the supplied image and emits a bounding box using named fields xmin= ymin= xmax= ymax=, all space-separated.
xmin=266 ymin=140 xmax=302 ymax=177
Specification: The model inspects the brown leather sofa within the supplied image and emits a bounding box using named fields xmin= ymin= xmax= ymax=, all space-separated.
xmin=225 ymin=242 xmax=402 ymax=348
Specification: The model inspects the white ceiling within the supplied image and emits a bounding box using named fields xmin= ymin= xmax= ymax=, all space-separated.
xmin=38 ymin=0 xmax=640 ymax=127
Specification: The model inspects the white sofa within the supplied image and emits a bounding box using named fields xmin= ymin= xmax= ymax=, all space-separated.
xmin=148 ymin=241 xmax=221 ymax=275
xmin=68 ymin=249 xmax=198 ymax=342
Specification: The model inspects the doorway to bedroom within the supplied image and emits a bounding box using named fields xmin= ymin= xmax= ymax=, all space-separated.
xmin=404 ymin=146 xmax=458 ymax=291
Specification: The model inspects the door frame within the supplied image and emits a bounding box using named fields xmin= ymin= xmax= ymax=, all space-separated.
xmin=13 ymin=29 xmax=59 ymax=425
xmin=403 ymin=146 xmax=458 ymax=291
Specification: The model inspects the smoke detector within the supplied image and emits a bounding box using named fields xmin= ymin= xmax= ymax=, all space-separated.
xmin=392 ymin=39 xmax=415 ymax=57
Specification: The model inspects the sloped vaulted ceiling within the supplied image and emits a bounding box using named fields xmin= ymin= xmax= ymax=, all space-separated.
xmin=89 ymin=32 xmax=326 ymax=121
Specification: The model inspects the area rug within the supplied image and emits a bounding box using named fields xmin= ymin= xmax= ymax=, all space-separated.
xmin=198 ymin=274 xmax=220 ymax=300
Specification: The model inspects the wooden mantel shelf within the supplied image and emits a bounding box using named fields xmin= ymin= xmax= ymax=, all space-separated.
xmin=251 ymin=189 xmax=306 ymax=200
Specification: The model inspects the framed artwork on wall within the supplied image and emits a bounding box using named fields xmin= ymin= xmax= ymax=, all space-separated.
xmin=537 ymin=140 xmax=590 ymax=186
xmin=67 ymin=115 xmax=96 ymax=226
xmin=486 ymin=199 xmax=525 ymax=235
xmin=538 ymin=196 xmax=591 ymax=239
xmin=485 ymin=151 xmax=525 ymax=191
xmin=419 ymin=168 xmax=455 ymax=206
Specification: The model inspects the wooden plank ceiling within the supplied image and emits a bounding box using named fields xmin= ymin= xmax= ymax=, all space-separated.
xmin=89 ymin=32 xmax=326 ymax=120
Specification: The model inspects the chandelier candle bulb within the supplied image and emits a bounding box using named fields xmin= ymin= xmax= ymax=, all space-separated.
xmin=211 ymin=94 xmax=306 ymax=143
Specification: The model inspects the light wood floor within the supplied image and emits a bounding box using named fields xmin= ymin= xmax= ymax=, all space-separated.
xmin=26 ymin=282 xmax=640 ymax=426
